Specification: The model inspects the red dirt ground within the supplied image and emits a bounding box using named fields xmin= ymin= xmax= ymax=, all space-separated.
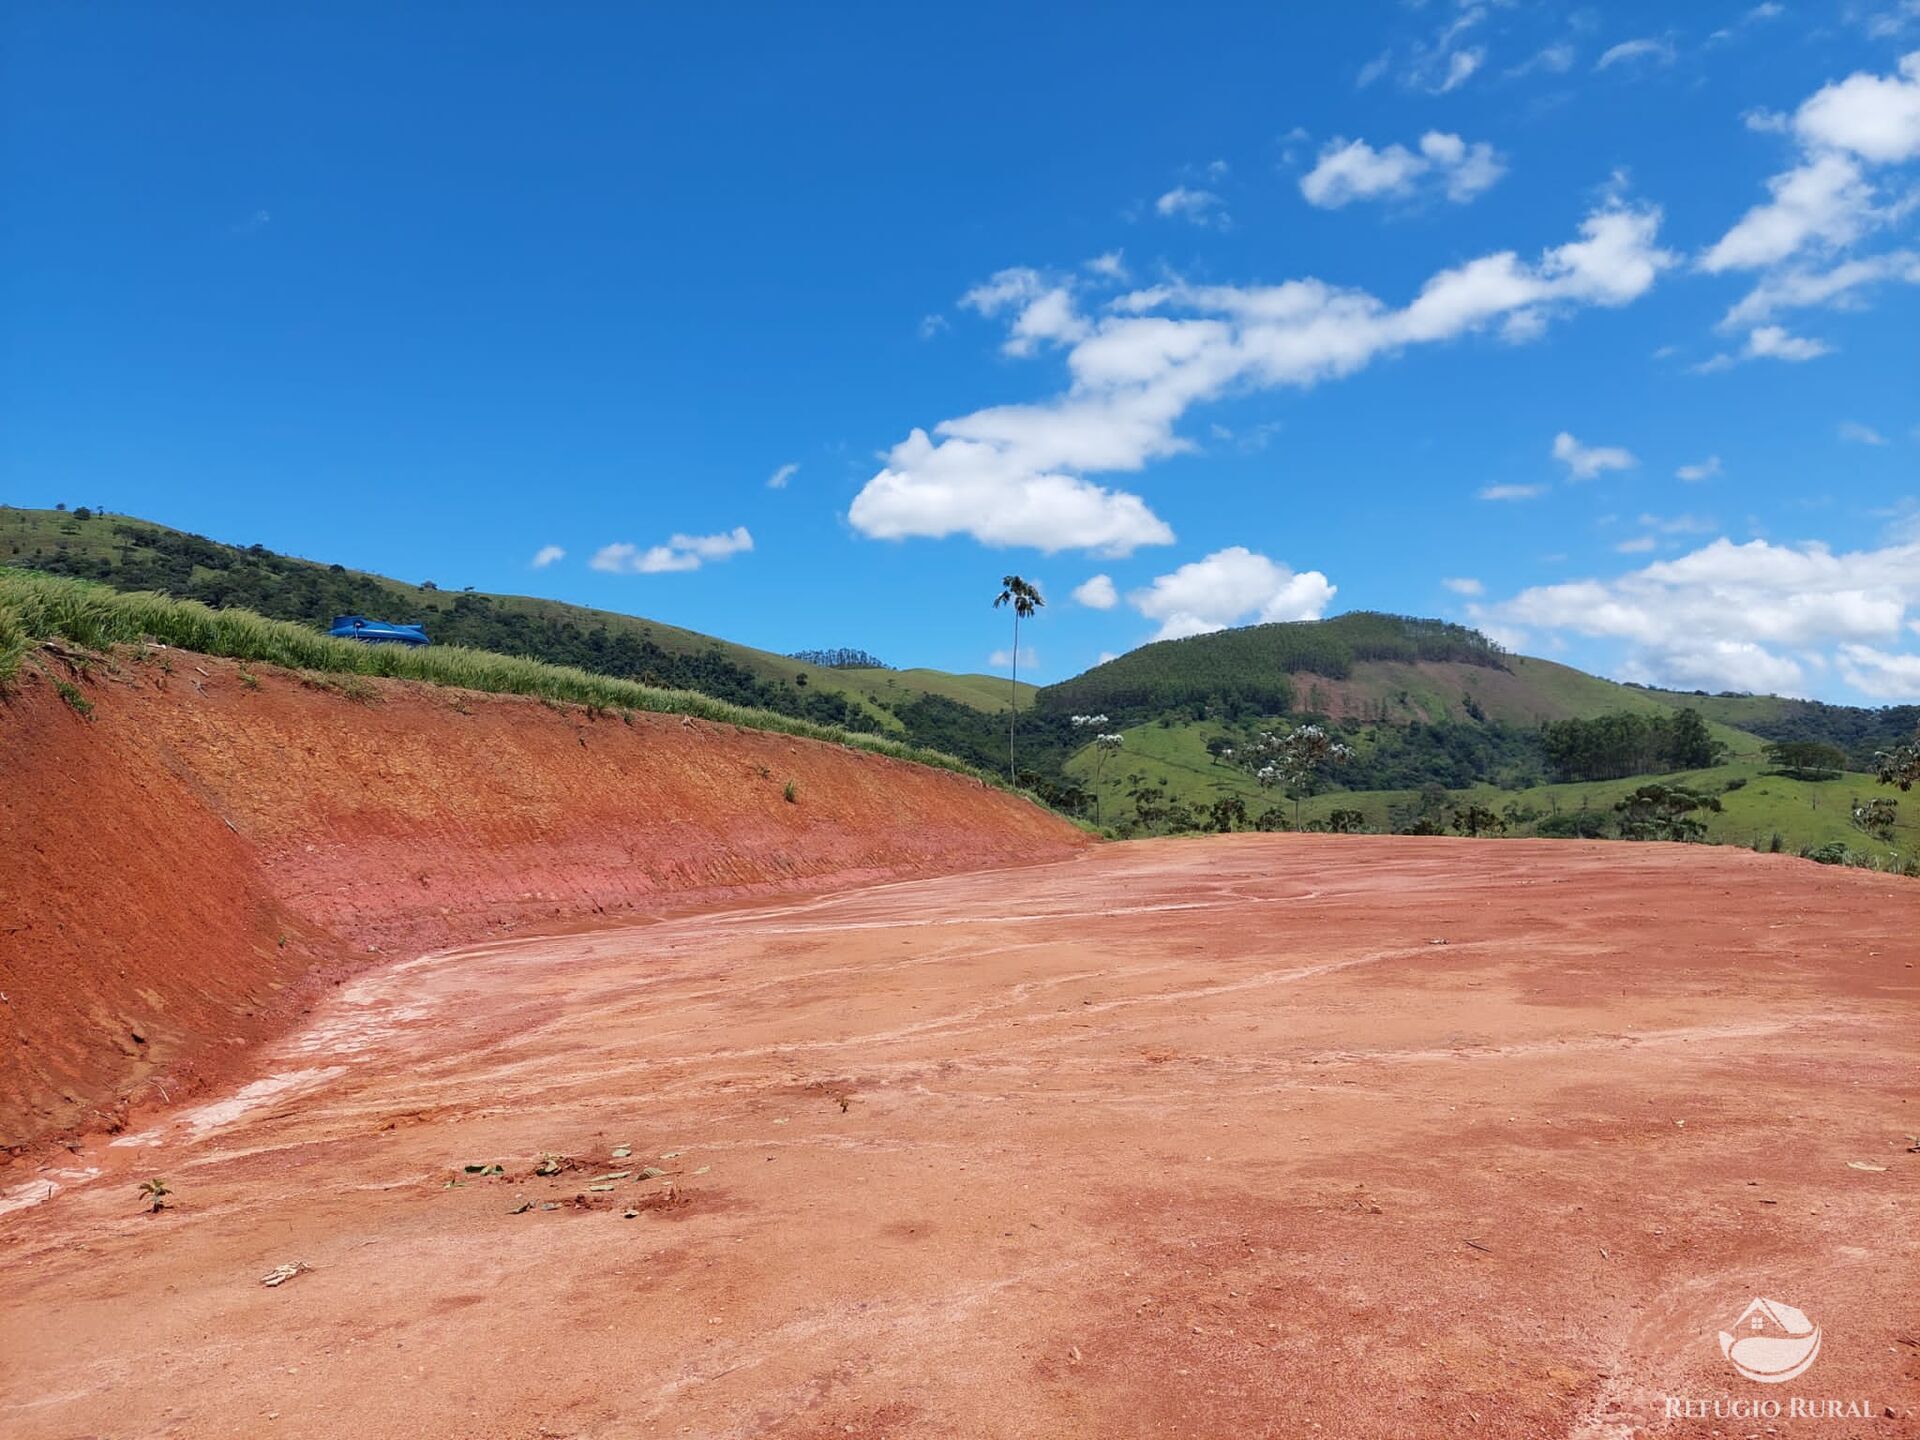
xmin=0 ymin=656 xmax=1085 ymax=1148
xmin=3 ymin=835 xmax=1915 ymax=1437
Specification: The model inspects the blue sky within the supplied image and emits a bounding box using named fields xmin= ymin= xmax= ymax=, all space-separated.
xmin=5 ymin=3 xmax=1918 ymax=702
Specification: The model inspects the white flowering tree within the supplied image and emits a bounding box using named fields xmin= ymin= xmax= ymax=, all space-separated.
xmin=1072 ymin=714 xmax=1125 ymax=824
xmin=1250 ymin=723 xmax=1354 ymax=829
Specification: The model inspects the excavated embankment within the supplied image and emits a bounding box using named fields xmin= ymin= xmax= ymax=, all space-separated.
xmin=0 ymin=653 xmax=1086 ymax=1150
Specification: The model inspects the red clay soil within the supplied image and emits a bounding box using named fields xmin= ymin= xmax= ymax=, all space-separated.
xmin=3 ymin=835 xmax=1915 ymax=1438
xmin=0 ymin=655 xmax=1085 ymax=1149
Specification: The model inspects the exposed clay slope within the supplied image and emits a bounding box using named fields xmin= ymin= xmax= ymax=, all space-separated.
xmin=0 ymin=655 xmax=1085 ymax=1148
xmin=2 ymin=837 xmax=1914 ymax=1437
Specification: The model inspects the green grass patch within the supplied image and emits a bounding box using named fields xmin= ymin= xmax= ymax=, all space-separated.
xmin=0 ymin=568 xmax=1035 ymax=795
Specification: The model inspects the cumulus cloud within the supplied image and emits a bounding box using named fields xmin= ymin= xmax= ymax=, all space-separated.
xmin=1442 ymin=576 xmax=1485 ymax=595
xmin=1299 ymin=132 xmax=1506 ymax=209
xmin=1476 ymin=534 xmax=1920 ymax=695
xmin=767 ymin=462 xmax=799 ymax=489
xmin=1072 ymin=573 xmax=1119 ymax=609
xmin=1697 ymin=323 xmax=1837 ymax=369
xmin=530 ymin=544 xmax=565 ymax=569
xmin=591 ymin=527 xmax=754 ymax=575
xmin=1155 ymin=186 xmax=1228 ymax=228
xmin=1704 ymin=50 xmax=1920 ymax=312
xmin=850 ymin=200 xmax=1674 ymax=554
xmin=1796 ymin=50 xmax=1920 ymax=162
xmin=1129 ymin=547 xmax=1336 ymax=641
xmin=1553 ymin=431 xmax=1637 ymax=480
xmin=1702 ymin=153 xmax=1877 ymax=272
xmin=1839 ymin=642 xmax=1920 ymax=699
xmin=961 ymin=267 xmax=1090 ymax=356
xmin=1085 ymin=251 xmax=1129 ymax=281
xmin=1676 ymin=456 xmax=1723 ymax=482
xmin=1746 ymin=324 xmax=1833 ymax=360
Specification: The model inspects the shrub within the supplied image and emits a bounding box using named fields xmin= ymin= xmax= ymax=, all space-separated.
xmin=1535 ymin=811 xmax=1608 ymax=839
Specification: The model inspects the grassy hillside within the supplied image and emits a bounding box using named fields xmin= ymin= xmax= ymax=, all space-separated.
xmin=825 ymin=666 xmax=1034 ymax=713
xmin=0 ymin=506 xmax=1015 ymax=732
xmin=1064 ymin=720 xmax=1915 ymax=863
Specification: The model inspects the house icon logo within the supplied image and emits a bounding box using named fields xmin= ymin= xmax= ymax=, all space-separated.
xmin=1718 ymin=1298 xmax=1822 ymax=1383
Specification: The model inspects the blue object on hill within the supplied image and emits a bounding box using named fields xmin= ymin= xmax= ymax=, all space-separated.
xmin=328 ymin=614 xmax=430 ymax=646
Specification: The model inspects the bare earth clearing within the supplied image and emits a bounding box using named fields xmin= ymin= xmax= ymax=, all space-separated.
xmin=3 ymin=836 xmax=1916 ymax=1438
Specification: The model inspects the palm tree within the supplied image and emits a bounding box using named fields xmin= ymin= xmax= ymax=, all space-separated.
xmin=993 ymin=575 xmax=1044 ymax=781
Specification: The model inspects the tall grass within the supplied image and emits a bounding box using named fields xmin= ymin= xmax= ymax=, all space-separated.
xmin=0 ymin=568 xmax=1022 ymax=791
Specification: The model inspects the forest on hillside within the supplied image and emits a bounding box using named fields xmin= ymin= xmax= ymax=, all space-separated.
xmin=1038 ymin=613 xmax=1508 ymax=720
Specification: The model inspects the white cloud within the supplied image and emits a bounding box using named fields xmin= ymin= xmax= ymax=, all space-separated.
xmin=1596 ymin=37 xmax=1677 ymax=71
xmin=1434 ymin=48 xmax=1485 ymax=93
xmin=1072 ymin=573 xmax=1119 ymax=609
xmin=1694 ymin=322 xmax=1837 ymax=370
xmin=1676 ymin=456 xmax=1723 ymax=482
xmin=988 ymin=646 xmax=1038 ymax=672
xmin=1478 ymin=534 xmax=1920 ymax=694
xmin=850 ymin=200 xmax=1674 ymax=554
xmin=1130 ymin=547 xmax=1335 ymax=641
xmin=961 ymin=267 xmax=1090 ymax=357
xmin=1085 ymin=251 xmax=1129 ymax=281
xmin=1839 ymin=642 xmax=1920 ymax=698
xmin=1385 ymin=7 xmax=1489 ymax=95
xmin=1442 ymin=576 xmax=1485 ymax=595
xmin=1840 ymin=419 xmax=1889 ymax=444
xmin=1508 ymin=42 xmax=1575 ymax=78
xmin=1722 ymin=250 xmax=1920 ymax=326
xmin=1704 ymin=52 xmax=1920 ymax=284
xmin=1616 ymin=536 xmax=1658 ymax=553
xmin=1746 ymin=324 xmax=1833 ymax=360
xmin=591 ymin=527 xmax=754 ymax=575
xmin=918 ymin=313 xmax=949 ymax=339
xmin=1701 ymin=153 xmax=1876 ymax=273
xmin=1480 ymin=483 xmax=1547 ymax=501
xmin=1795 ymin=50 xmax=1920 ymax=162
xmin=767 ymin=462 xmax=799 ymax=490
xmin=1299 ymin=131 xmax=1506 ymax=209
xmin=1553 ymin=431 xmax=1637 ymax=480
xmin=530 ymin=544 xmax=565 ymax=569
xmin=1155 ymin=186 xmax=1228 ymax=228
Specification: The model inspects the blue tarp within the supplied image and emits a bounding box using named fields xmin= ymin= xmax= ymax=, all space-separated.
xmin=328 ymin=614 xmax=430 ymax=646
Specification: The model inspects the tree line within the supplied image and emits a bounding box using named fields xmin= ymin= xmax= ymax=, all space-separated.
xmin=1540 ymin=709 xmax=1721 ymax=782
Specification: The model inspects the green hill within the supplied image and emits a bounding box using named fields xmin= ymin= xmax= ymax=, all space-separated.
xmin=0 ymin=505 xmax=1028 ymax=734
xmin=1042 ymin=612 xmax=1911 ymax=865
